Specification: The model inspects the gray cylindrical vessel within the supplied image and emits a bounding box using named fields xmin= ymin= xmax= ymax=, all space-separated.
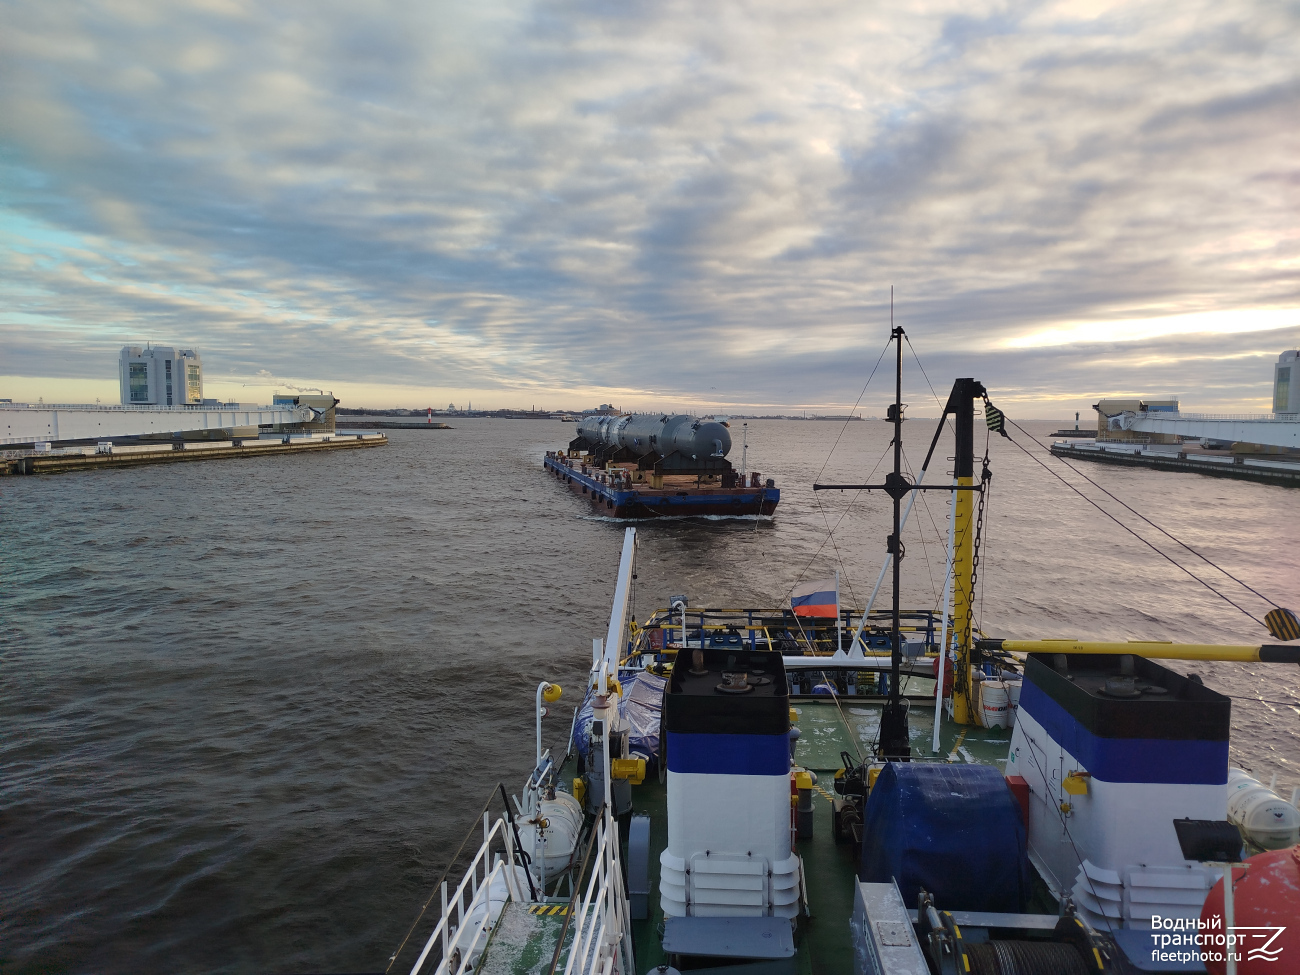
xmin=576 ymin=413 xmax=731 ymax=460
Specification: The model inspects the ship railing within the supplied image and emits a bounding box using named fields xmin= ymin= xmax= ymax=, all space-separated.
xmin=629 ymin=607 xmax=944 ymax=661
xmin=407 ymin=811 xmax=530 ymax=975
xmin=560 ymin=804 xmax=632 ymax=975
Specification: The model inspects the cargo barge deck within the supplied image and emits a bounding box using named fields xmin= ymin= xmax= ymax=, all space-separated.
xmin=544 ymin=450 xmax=779 ymax=518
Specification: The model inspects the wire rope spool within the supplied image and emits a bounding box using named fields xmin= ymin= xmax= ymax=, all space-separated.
xmin=963 ymin=940 xmax=1091 ymax=975
xmin=918 ymin=895 xmax=1117 ymax=975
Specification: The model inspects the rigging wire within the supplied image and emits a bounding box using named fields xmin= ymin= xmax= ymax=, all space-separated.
xmin=1000 ymin=426 xmax=1267 ymax=629
xmin=786 ymin=440 xmax=893 ymax=605
xmin=903 ymin=332 xmax=956 ymax=438
xmin=813 ymin=490 xmax=861 ymax=609
xmin=899 ymin=446 xmax=941 ymax=608
xmin=1020 ymin=731 xmax=1115 ymax=935
xmin=1234 ymin=695 xmax=1300 ymax=711
xmin=900 ymin=334 xmax=976 ymax=622
xmin=784 ymin=610 xmax=867 ymax=763
xmin=1007 ymin=417 xmax=1284 ymax=613
xmin=813 ymin=333 xmax=895 ymax=485
xmin=755 ymin=329 xmax=894 ymax=541
xmin=795 ymin=328 xmax=896 ymax=580
xmin=912 ymin=468 xmax=949 ymax=561
xmin=818 ymin=670 xmax=867 ymax=764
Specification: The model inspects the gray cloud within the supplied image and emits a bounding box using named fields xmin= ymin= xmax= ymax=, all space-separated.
xmin=0 ymin=0 xmax=1296 ymax=410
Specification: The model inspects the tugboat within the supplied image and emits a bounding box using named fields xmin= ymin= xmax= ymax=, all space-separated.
xmin=393 ymin=329 xmax=1300 ymax=975
xmin=544 ymin=413 xmax=779 ymax=519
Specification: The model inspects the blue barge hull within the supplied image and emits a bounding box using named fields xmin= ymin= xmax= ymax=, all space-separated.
xmin=544 ymin=452 xmax=779 ymax=519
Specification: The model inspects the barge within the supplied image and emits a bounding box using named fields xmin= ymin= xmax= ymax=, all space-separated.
xmin=544 ymin=412 xmax=779 ymax=518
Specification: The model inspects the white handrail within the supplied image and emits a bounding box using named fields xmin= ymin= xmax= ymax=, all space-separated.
xmin=561 ymin=801 xmax=631 ymax=975
xmin=408 ymin=816 xmax=525 ymax=975
xmin=564 ymin=821 xmax=611 ymax=973
xmin=404 ymin=798 xmax=631 ymax=975
xmin=448 ymin=859 xmax=505 ymax=975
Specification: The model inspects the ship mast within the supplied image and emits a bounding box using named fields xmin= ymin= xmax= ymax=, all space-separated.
xmin=814 ymin=322 xmax=991 ymax=754
xmin=879 ymin=324 xmax=911 ymax=759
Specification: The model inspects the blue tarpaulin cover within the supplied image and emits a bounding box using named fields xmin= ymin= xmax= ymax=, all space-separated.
xmin=573 ymin=671 xmax=666 ymax=770
xmin=859 ymin=762 xmax=1030 ymax=913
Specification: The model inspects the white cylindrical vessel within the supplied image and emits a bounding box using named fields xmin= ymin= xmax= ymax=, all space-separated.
xmin=980 ymin=680 xmax=1010 ymax=730
xmin=1004 ymin=679 xmax=1022 ymax=727
xmin=1227 ymin=768 xmax=1300 ymax=850
xmin=517 ymin=791 xmax=584 ymax=884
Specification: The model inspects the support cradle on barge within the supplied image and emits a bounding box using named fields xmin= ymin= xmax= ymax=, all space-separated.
xmin=544 ymin=450 xmax=779 ymax=519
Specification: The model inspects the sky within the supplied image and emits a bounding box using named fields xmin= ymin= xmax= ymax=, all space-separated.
xmin=1 ymin=0 xmax=1297 ymax=416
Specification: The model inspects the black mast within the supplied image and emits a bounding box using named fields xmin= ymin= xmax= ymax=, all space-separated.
xmin=814 ymin=314 xmax=989 ymax=761
xmin=878 ymin=319 xmax=911 ymax=760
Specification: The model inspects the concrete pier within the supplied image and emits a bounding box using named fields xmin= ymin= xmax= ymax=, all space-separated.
xmin=1 ymin=401 xmax=315 ymax=446
xmin=1050 ymin=439 xmax=1300 ymax=487
xmin=2 ymin=432 xmax=387 ymax=476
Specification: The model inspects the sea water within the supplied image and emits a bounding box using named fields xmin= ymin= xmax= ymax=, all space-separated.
xmin=2 ymin=419 xmax=1297 ymax=973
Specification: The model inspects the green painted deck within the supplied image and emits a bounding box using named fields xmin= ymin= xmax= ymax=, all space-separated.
xmin=559 ymin=698 xmax=1020 ymax=974
xmin=476 ymin=902 xmax=574 ymax=975
xmin=791 ymin=696 xmax=1015 ymax=772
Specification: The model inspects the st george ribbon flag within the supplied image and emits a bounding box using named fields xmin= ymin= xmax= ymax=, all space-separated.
xmin=791 ymin=577 xmax=838 ymax=618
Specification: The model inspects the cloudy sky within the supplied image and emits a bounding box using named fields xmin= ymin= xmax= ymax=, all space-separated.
xmin=1 ymin=0 xmax=1296 ymax=414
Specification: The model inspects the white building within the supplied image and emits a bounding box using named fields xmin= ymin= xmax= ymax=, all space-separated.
xmin=118 ymin=346 xmax=202 ymax=406
xmin=1276 ymin=350 xmax=1299 ymax=414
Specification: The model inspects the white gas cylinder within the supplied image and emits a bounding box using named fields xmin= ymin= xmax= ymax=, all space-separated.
xmin=1226 ymin=768 xmax=1300 ymax=851
xmin=518 ymin=790 xmax=584 ymax=883
xmin=1003 ymin=679 xmax=1022 ymax=727
xmin=980 ymin=680 xmax=1011 ymax=730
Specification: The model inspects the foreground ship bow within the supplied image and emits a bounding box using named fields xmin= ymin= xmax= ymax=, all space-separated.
xmin=395 ymin=348 xmax=1300 ymax=975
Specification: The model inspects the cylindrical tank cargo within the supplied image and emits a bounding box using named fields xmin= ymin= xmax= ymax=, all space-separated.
xmin=578 ymin=413 xmax=732 ymax=460
xmin=576 ymin=414 xmax=623 ymax=445
xmin=666 ymin=416 xmax=731 ymax=460
xmin=614 ymin=414 xmax=672 ymax=454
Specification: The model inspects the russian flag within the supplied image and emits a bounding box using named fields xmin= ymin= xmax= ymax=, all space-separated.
xmin=791 ymin=576 xmax=838 ymax=618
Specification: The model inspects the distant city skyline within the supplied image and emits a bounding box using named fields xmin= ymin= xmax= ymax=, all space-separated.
xmin=2 ymin=0 xmax=1296 ymax=417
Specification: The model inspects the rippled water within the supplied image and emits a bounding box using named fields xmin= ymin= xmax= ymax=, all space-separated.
xmin=2 ymin=418 xmax=1297 ymax=973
